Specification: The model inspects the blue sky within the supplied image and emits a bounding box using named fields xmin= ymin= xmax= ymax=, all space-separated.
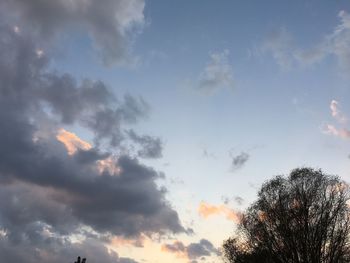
xmin=1 ymin=1 xmax=350 ymax=262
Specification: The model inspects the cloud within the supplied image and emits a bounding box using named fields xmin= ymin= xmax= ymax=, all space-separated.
xmin=0 ymin=183 xmax=140 ymax=263
xmin=325 ymin=10 xmax=350 ymax=71
xmin=110 ymin=235 xmax=145 ymax=248
xmin=127 ymin=129 xmax=163 ymax=159
xmin=1 ymin=0 xmax=145 ymax=66
xmin=201 ymin=147 xmax=216 ymax=159
xmin=231 ymin=152 xmax=250 ymax=171
xmin=261 ymin=28 xmax=295 ymax=69
xmin=0 ymin=237 xmax=139 ymax=263
xmin=221 ymin=195 xmax=245 ymax=205
xmin=323 ymin=100 xmax=350 ymax=140
xmin=0 ymin=22 xmax=183 ymax=262
xmin=330 ymin=100 xmax=347 ymax=124
xmin=196 ymin=50 xmax=234 ymax=93
xmin=323 ymin=124 xmax=350 ymax=139
xmin=262 ymin=11 xmax=350 ymax=72
xmin=56 ymin=128 xmax=92 ymax=155
xmin=234 ymin=196 xmax=245 ymax=205
xmin=161 ymin=239 xmax=220 ymax=261
xmin=198 ymin=202 xmax=242 ymax=223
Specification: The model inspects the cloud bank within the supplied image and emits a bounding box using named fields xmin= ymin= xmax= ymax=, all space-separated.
xmin=0 ymin=10 xmax=183 ymax=263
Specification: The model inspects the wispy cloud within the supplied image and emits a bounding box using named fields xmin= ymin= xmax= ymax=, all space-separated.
xmin=330 ymin=100 xmax=348 ymax=124
xmin=323 ymin=124 xmax=350 ymax=139
xmin=127 ymin=129 xmax=163 ymax=159
xmin=261 ymin=28 xmax=295 ymax=69
xmin=261 ymin=11 xmax=350 ymax=72
xmin=323 ymin=100 xmax=350 ymax=139
xmin=196 ymin=50 xmax=234 ymax=94
xmin=198 ymin=202 xmax=242 ymax=223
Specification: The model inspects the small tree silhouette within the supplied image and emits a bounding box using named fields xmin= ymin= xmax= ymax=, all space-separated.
xmin=74 ymin=257 xmax=86 ymax=263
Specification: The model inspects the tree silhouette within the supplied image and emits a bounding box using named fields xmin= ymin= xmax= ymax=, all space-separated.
xmin=223 ymin=168 xmax=350 ymax=263
xmin=74 ymin=257 xmax=86 ymax=263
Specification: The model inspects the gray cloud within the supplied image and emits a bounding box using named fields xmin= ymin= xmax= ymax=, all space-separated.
xmin=0 ymin=21 xmax=183 ymax=262
xmin=85 ymin=95 xmax=149 ymax=147
xmin=127 ymin=130 xmax=163 ymax=159
xmin=162 ymin=239 xmax=220 ymax=261
xmin=220 ymin=195 xmax=244 ymax=205
xmin=0 ymin=22 xmax=149 ymax=148
xmin=196 ymin=50 xmax=234 ymax=94
xmin=234 ymin=196 xmax=245 ymax=205
xmin=1 ymin=0 xmax=145 ymax=66
xmin=231 ymin=152 xmax=250 ymax=171
xmin=202 ymin=148 xmax=216 ymax=159
xmin=0 ymin=237 xmax=139 ymax=263
xmin=187 ymin=239 xmax=218 ymax=259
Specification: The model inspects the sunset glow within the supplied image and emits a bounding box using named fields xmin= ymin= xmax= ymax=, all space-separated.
xmin=1 ymin=1 xmax=350 ymax=263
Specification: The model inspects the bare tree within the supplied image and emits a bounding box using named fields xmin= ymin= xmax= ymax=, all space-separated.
xmin=223 ymin=168 xmax=350 ymax=263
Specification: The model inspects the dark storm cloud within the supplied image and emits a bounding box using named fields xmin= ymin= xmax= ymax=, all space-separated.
xmin=162 ymin=239 xmax=220 ymax=261
xmin=127 ymin=130 xmax=163 ymax=159
xmin=0 ymin=20 xmax=183 ymax=263
xmin=74 ymin=149 xmax=110 ymax=164
xmin=231 ymin=152 xmax=250 ymax=171
xmin=1 ymin=0 xmax=145 ymax=66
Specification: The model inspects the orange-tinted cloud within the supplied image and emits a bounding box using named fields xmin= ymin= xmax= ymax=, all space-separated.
xmin=56 ymin=128 xmax=92 ymax=155
xmin=323 ymin=124 xmax=350 ymax=139
xmin=323 ymin=100 xmax=350 ymax=140
xmin=110 ymin=235 xmax=145 ymax=248
xmin=198 ymin=202 xmax=242 ymax=223
xmin=56 ymin=128 xmax=122 ymax=175
xmin=96 ymin=157 xmax=122 ymax=175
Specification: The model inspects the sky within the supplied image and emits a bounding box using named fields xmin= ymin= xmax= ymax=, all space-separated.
xmin=1 ymin=0 xmax=350 ymax=262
